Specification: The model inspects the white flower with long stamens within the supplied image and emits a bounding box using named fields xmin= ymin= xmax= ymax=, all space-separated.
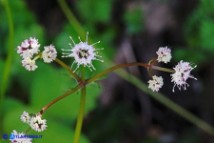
xmin=171 ymin=60 xmax=197 ymax=92
xmin=22 ymin=58 xmax=38 ymax=71
xmin=20 ymin=111 xmax=30 ymax=123
xmin=62 ymin=33 xmax=104 ymax=71
xmin=148 ymin=75 xmax=164 ymax=92
xmin=17 ymin=37 xmax=40 ymax=59
xmin=42 ymin=45 xmax=57 ymax=63
xmin=10 ymin=130 xmax=32 ymax=143
xmin=156 ymin=46 xmax=172 ymax=63
xmin=30 ymin=115 xmax=47 ymax=132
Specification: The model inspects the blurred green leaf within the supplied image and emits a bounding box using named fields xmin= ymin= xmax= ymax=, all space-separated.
xmin=123 ymin=7 xmax=144 ymax=34
xmin=3 ymin=102 xmax=27 ymax=132
xmin=200 ymin=20 xmax=214 ymax=52
xmin=31 ymin=63 xmax=101 ymax=121
xmin=76 ymin=0 xmax=113 ymax=23
xmin=14 ymin=24 xmax=45 ymax=47
xmin=174 ymin=48 xmax=206 ymax=64
xmin=182 ymin=0 xmax=214 ymax=63
xmin=0 ymin=59 xmax=4 ymax=81
xmin=3 ymin=98 xmax=24 ymax=114
xmin=54 ymin=24 xmax=79 ymax=51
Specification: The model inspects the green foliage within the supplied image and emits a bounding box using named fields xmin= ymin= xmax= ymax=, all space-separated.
xmin=1 ymin=0 xmax=101 ymax=142
xmin=174 ymin=48 xmax=207 ymax=64
xmin=179 ymin=0 xmax=214 ymax=63
xmin=0 ymin=59 xmax=4 ymax=81
xmin=31 ymin=63 xmax=101 ymax=121
xmin=123 ymin=7 xmax=144 ymax=34
xmin=76 ymin=0 xmax=113 ymax=23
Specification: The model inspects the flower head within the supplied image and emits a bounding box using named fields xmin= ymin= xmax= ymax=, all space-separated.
xmin=20 ymin=111 xmax=30 ymax=123
xmin=171 ymin=60 xmax=197 ymax=92
xmin=17 ymin=37 xmax=40 ymax=59
xmin=42 ymin=45 xmax=57 ymax=63
xmin=62 ymin=33 xmax=103 ymax=71
xmin=148 ymin=75 xmax=164 ymax=92
xmin=22 ymin=58 xmax=38 ymax=71
xmin=10 ymin=130 xmax=32 ymax=143
xmin=30 ymin=115 xmax=47 ymax=132
xmin=156 ymin=46 xmax=172 ymax=63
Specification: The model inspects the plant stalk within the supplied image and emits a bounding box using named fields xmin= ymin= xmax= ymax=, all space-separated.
xmin=54 ymin=58 xmax=81 ymax=82
xmin=0 ymin=0 xmax=14 ymax=135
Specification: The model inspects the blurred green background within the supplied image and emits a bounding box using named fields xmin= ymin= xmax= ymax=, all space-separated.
xmin=1 ymin=0 xmax=214 ymax=142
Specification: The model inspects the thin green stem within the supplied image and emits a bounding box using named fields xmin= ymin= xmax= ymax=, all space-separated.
xmin=0 ymin=0 xmax=14 ymax=134
xmin=151 ymin=65 xmax=175 ymax=73
xmin=57 ymin=0 xmax=85 ymax=38
xmin=73 ymin=67 xmax=86 ymax=143
xmin=87 ymin=62 xmax=149 ymax=83
xmin=73 ymin=85 xmax=86 ymax=143
xmin=54 ymin=58 xmax=81 ymax=82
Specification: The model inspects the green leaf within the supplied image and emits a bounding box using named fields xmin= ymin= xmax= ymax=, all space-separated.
xmin=3 ymin=106 xmax=28 ymax=133
xmin=123 ymin=7 xmax=144 ymax=34
xmin=31 ymin=63 xmax=101 ymax=122
xmin=3 ymin=97 xmax=24 ymax=114
xmin=174 ymin=48 xmax=206 ymax=64
xmin=200 ymin=20 xmax=214 ymax=52
xmin=0 ymin=59 xmax=4 ymax=82
xmin=76 ymin=0 xmax=113 ymax=23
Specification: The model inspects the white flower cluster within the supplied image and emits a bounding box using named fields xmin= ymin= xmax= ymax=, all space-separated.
xmin=20 ymin=111 xmax=47 ymax=132
xmin=10 ymin=130 xmax=32 ymax=143
xmin=148 ymin=47 xmax=197 ymax=92
xmin=171 ymin=60 xmax=197 ymax=92
xmin=156 ymin=46 xmax=172 ymax=63
xmin=62 ymin=33 xmax=103 ymax=71
xmin=17 ymin=37 xmax=57 ymax=71
xmin=148 ymin=75 xmax=164 ymax=92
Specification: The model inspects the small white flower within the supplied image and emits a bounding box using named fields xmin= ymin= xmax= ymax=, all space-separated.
xmin=62 ymin=33 xmax=103 ymax=71
xmin=42 ymin=45 xmax=57 ymax=63
xmin=156 ymin=46 xmax=172 ymax=63
xmin=148 ymin=75 xmax=164 ymax=92
xmin=20 ymin=111 xmax=30 ymax=123
xmin=10 ymin=130 xmax=32 ymax=143
xmin=17 ymin=37 xmax=40 ymax=58
xmin=30 ymin=115 xmax=47 ymax=132
xmin=171 ymin=60 xmax=197 ymax=92
xmin=22 ymin=58 xmax=38 ymax=71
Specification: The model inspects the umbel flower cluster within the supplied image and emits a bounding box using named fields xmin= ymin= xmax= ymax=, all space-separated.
xmin=20 ymin=111 xmax=47 ymax=132
xmin=9 ymin=111 xmax=47 ymax=143
xmin=17 ymin=37 xmax=57 ymax=71
xmin=147 ymin=47 xmax=197 ymax=92
xmin=62 ymin=33 xmax=103 ymax=71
